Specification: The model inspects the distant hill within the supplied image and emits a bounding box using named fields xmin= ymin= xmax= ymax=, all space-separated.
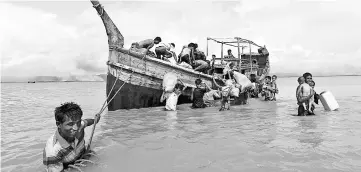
xmin=1 ymin=74 xmax=107 ymax=83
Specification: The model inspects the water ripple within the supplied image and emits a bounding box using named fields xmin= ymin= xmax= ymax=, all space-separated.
xmin=2 ymin=77 xmax=361 ymax=172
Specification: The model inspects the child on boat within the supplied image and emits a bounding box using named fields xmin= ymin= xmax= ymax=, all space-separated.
xmin=43 ymin=102 xmax=100 ymax=172
xmin=160 ymin=82 xmax=187 ymax=111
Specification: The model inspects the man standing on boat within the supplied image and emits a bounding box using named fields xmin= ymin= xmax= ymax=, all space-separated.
xmin=224 ymin=49 xmax=235 ymax=58
xmin=131 ymin=37 xmax=162 ymax=54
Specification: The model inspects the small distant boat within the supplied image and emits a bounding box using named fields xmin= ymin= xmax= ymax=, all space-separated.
xmin=28 ymin=81 xmax=36 ymax=83
xmin=89 ymin=0 xmax=270 ymax=111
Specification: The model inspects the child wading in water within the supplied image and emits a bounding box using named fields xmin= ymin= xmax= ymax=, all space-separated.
xmin=271 ymin=75 xmax=279 ymax=100
xmin=160 ymin=83 xmax=187 ymax=111
xmin=43 ymin=102 xmax=100 ymax=171
xmin=261 ymin=76 xmax=275 ymax=101
xmin=191 ymin=78 xmax=212 ymax=108
xmin=296 ymin=76 xmax=314 ymax=115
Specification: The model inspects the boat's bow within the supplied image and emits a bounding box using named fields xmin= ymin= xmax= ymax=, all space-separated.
xmin=90 ymin=0 xmax=124 ymax=49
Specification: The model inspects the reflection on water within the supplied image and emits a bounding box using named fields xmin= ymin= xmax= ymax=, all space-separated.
xmin=1 ymin=77 xmax=361 ymax=172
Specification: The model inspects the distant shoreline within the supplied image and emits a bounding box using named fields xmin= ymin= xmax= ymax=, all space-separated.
xmin=1 ymin=81 xmax=105 ymax=84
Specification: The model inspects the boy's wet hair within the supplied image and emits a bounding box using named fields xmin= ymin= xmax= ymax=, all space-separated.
xmin=55 ymin=102 xmax=83 ymax=124
xmin=195 ymin=78 xmax=202 ymax=85
xmin=303 ymin=72 xmax=312 ymax=79
xmin=170 ymin=43 xmax=175 ymax=47
xmin=174 ymin=83 xmax=184 ymax=90
xmin=272 ymin=75 xmax=277 ymax=79
xmin=154 ymin=37 xmax=162 ymax=42
xmin=265 ymin=76 xmax=271 ymax=80
xmin=188 ymin=43 xmax=196 ymax=48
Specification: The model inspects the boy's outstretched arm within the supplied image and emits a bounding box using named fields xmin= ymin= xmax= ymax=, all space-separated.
xmin=82 ymin=113 xmax=101 ymax=128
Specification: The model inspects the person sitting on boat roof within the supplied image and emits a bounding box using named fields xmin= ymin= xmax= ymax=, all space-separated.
xmin=193 ymin=45 xmax=207 ymax=61
xmin=178 ymin=43 xmax=196 ymax=69
xmin=131 ymin=37 xmax=162 ymax=54
xmin=224 ymin=49 xmax=235 ymax=58
xmin=155 ymin=42 xmax=177 ymax=64
xmin=43 ymin=102 xmax=101 ymax=172
xmin=193 ymin=59 xmax=210 ymax=74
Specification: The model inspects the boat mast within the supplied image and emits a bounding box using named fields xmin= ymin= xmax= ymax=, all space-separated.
xmin=90 ymin=0 xmax=124 ymax=50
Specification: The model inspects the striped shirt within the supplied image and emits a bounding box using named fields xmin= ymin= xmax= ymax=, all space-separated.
xmin=43 ymin=120 xmax=87 ymax=171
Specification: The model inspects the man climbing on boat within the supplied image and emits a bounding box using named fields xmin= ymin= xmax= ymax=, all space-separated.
xmin=43 ymin=102 xmax=100 ymax=172
xmin=178 ymin=43 xmax=197 ymax=69
xmin=131 ymin=36 xmax=162 ymax=55
xmin=155 ymin=42 xmax=177 ymax=64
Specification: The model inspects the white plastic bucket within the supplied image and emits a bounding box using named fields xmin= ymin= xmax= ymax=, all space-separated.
xmin=319 ymin=91 xmax=339 ymax=111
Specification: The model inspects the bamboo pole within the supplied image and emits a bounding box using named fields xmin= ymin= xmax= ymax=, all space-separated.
xmin=237 ymin=38 xmax=241 ymax=71
xmin=249 ymin=42 xmax=252 ymax=75
xmin=221 ymin=43 xmax=224 ymax=64
xmin=206 ymin=37 xmax=209 ymax=56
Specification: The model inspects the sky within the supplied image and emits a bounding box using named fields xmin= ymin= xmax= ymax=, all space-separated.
xmin=1 ymin=0 xmax=361 ymax=80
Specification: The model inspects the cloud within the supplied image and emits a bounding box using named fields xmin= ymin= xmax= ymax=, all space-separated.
xmin=1 ymin=0 xmax=361 ymax=80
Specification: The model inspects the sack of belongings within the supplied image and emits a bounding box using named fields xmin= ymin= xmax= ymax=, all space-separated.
xmin=163 ymin=72 xmax=178 ymax=92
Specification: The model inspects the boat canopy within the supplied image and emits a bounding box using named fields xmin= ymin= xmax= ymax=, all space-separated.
xmin=206 ymin=37 xmax=269 ymax=71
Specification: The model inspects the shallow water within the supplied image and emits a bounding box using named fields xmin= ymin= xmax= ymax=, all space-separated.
xmin=1 ymin=76 xmax=361 ymax=172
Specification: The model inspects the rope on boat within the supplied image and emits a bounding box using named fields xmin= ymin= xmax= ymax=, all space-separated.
xmin=68 ymin=51 xmax=147 ymax=172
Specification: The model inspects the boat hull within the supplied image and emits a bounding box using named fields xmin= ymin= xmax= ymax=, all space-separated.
xmin=106 ymin=67 xmax=193 ymax=111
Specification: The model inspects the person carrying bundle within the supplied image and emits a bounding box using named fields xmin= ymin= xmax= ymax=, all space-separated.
xmin=160 ymin=72 xmax=187 ymax=111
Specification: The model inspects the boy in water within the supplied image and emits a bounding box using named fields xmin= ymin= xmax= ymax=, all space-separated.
xmin=261 ymin=76 xmax=275 ymax=101
xmin=203 ymin=89 xmax=221 ymax=107
xmin=296 ymin=76 xmax=313 ymax=114
xmin=307 ymin=80 xmax=317 ymax=113
xmin=191 ymin=78 xmax=211 ymax=108
xmin=43 ymin=102 xmax=100 ymax=172
xmin=160 ymin=83 xmax=187 ymax=111
xmin=271 ymin=75 xmax=279 ymax=100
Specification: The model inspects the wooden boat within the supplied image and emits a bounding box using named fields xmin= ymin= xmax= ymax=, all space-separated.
xmin=90 ymin=0 xmax=270 ymax=111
